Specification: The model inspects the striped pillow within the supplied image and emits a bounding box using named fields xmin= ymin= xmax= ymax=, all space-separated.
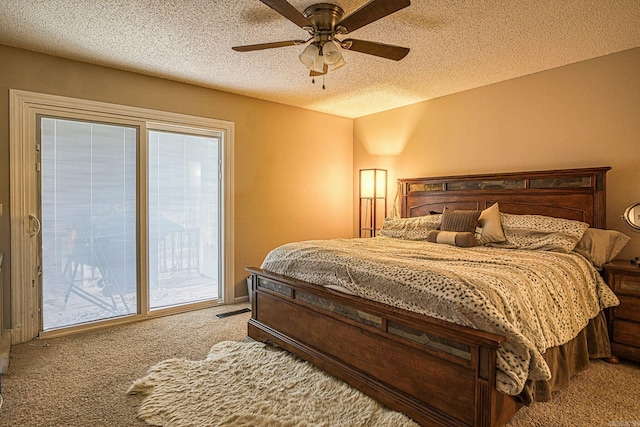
xmin=440 ymin=207 xmax=481 ymax=233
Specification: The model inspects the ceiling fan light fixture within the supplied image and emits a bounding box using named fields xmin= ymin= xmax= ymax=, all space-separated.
xmin=312 ymin=52 xmax=326 ymax=73
xmin=321 ymin=40 xmax=341 ymax=65
xmin=299 ymin=43 xmax=319 ymax=69
xmin=330 ymin=55 xmax=346 ymax=71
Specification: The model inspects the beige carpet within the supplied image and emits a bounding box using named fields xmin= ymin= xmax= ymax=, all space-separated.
xmin=1 ymin=303 xmax=639 ymax=426
xmin=0 ymin=303 xmax=252 ymax=427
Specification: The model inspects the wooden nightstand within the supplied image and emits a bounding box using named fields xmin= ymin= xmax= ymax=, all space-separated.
xmin=604 ymin=259 xmax=640 ymax=362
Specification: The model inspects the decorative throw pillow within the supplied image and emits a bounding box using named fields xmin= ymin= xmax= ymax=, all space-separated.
xmin=378 ymin=214 xmax=441 ymax=240
xmin=491 ymin=213 xmax=589 ymax=252
xmin=427 ymin=230 xmax=478 ymax=247
xmin=440 ymin=207 xmax=481 ymax=233
xmin=477 ymin=203 xmax=507 ymax=244
xmin=574 ymin=228 xmax=631 ymax=268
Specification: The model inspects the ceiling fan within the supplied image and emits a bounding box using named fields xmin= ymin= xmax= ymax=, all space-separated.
xmin=232 ymin=0 xmax=411 ymax=79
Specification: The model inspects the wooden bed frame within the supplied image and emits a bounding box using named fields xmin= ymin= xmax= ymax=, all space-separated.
xmin=246 ymin=166 xmax=611 ymax=427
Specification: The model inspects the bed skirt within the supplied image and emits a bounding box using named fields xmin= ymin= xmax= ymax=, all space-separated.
xmin=521 ymin=310 xmax=611 ymax=404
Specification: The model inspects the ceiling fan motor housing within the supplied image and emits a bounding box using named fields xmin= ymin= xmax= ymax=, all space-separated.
xmin=303 ymin=3 xmax=345 ymax=42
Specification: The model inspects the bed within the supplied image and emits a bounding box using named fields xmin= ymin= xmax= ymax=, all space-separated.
xmin=246 ymin=166 xmax=620 ymax=427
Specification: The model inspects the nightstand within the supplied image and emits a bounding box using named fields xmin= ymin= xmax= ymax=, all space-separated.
xmin=604 ymin=259 xmax=640 ymax=362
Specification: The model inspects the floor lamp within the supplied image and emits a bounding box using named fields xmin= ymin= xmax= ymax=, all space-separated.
xmin=359 ymin=169 xmax=387 ymax=238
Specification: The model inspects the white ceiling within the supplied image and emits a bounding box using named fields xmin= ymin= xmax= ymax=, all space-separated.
xmin=1 ymin=0 xmax=640 ymax=118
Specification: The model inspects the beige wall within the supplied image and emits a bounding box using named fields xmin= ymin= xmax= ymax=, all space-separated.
xmin=2 ymin=43 xmax=639 ymax=333
xmin=353 ymin=47 xmax=640 ymax=259
xmin=0 ymin=45 xmax=353 ymax=329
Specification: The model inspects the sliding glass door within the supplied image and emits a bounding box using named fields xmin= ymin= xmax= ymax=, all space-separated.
xmin=10 ymin=90 xmax=234 ymax=343
xmin=38 ymin=118 xmax=222 ymax=331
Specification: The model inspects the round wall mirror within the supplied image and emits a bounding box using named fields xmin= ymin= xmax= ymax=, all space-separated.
xmin=622 ymin=202 xmax=640 ymax=231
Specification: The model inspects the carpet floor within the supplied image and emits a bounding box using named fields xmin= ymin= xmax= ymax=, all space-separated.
xmin=1 ymin=303 xmax=639 ymax=426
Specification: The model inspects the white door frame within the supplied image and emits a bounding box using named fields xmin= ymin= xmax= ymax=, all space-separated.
xmin=9 ymin=89 xmax=235 ymax=344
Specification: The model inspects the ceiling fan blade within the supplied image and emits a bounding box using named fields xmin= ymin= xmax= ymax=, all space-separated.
xmin=309 ymin=64 xmax=329 ymax=77
xmin=336 ymin=0 xmax=410 ymax=34
xmin=232 ymin=39 xmax=306 ymax=52
xmin=259 ymin=0 xmax=313 ymax=28
xmin=342 ymin=39 xmax=409 ymax=60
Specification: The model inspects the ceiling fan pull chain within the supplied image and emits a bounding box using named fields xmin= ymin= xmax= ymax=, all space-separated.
xmin=322 ymin=74 xmax=325 ymax=90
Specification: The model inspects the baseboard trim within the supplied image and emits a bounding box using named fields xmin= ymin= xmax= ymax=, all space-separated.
xmin=233 ymin=295 xmax=250 ymax=304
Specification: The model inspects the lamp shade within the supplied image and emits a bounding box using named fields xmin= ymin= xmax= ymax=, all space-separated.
xmin=299 ymin=43 xmax=319 ymax=69
xmin=360 ymin=169 xmax=387 ymax=199
xmin=321 ymin=40 xmax=342 ymax=65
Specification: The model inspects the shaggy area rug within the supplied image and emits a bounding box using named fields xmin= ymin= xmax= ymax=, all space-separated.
xmin=128 ymin=340 xmax=418 ymax=426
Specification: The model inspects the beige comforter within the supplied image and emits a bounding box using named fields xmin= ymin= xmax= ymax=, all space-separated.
xmin=261 ymin=236 xmax=619 ymax=396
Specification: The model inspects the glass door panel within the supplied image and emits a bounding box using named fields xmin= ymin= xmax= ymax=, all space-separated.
xmin=148 ymin=130 xmax=220 ymax=309
xmin=40 ymin=117 xmax=137 ymax=331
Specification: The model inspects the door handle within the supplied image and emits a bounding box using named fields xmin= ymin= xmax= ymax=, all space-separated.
xmin=28 ymin=214 xmax=41 ymax=237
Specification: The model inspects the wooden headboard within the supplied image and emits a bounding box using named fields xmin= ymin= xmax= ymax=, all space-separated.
xmin=399 ymin=167 xmax=611 ymax=228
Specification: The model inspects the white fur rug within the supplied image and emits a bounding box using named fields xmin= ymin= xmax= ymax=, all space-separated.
xmin=128 ymin=340 xmax=418 ymax=426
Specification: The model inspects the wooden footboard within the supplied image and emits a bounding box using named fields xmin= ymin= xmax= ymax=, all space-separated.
xmin=246 ymin=267 xmax=522 ymax=427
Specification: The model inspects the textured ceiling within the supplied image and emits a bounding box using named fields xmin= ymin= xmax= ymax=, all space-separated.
xmin=1 ymin=0 xmax=640 ymax=118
